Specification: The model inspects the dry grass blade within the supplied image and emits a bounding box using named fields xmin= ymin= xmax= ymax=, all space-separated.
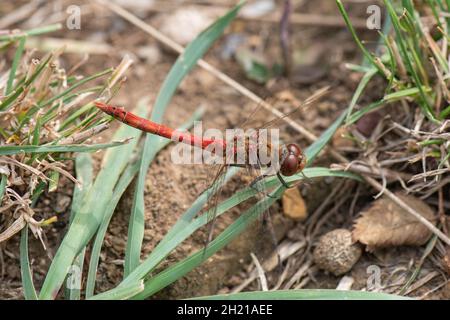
xmin=0 ymin=1 xmax=43 ymax=28
xmin=232 ymin=240 xmax=306 ymax=293
xmin=250 ymin=253 xmax=268 ymax=291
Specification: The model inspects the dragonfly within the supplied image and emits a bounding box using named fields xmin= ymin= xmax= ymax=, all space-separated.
xmin=95 ymin=101 xmax=306 ymax=184
xmin=94 ymin=87 xmax=327 ymax=250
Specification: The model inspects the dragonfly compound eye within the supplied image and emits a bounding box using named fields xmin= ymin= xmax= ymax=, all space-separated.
xmin=280 ymin=154 xmax=299 ymax=176
xmin=296 ymin=153 xmax=307 ymax=173
xmin=280 ymin=143 xmax=306 ymax=176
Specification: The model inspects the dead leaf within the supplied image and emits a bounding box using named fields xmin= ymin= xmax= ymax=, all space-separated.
xmin=352 ymin=192 xmax=436 ymax=251
xmin=282 ymin=187 xmax=307 ymax=221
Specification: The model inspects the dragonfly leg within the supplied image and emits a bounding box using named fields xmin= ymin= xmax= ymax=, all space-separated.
xmin=276 ymin=172 xmax=292 ymax=188
xmin=249 ymin=175 xmax=277 ymax=199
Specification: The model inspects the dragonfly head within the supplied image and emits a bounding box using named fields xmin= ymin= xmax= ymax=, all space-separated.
xmin=279 ymin=143 xmax=306 ymax=176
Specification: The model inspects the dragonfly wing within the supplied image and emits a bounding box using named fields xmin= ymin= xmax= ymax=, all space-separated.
xmin=204 ymin=162 xmax=229 ymax=249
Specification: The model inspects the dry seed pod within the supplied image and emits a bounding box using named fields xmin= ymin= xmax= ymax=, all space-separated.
xmin=313 ymin=229 xmax=362 ymax=276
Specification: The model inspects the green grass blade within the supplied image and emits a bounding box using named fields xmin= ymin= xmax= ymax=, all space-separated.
xmin=124 ymin=1 xmax=245 ymax=277
xmin=20 ymin=226 xmax=38 ymax=300
xmin=384 ymin=86 xmax=431 ymax=101
xmin=193 ymin=289 xmax=410 ymax=300
xmin=0 ymin=141 xmax=127 ymax=156
xmin=64 ymin=154 xmax=93 ymax=300
xmin=383 ymin=0 xmax=437 ymax=122
xmin=40 ymin=68 xmax=113 ymax=110
xmin=59 ymin=103 xmax=95 ymax=131
xmin=5 ymin=37 xmax=26 ymax=95
xmin=0 ymin=24 xmax=62 ymax=42
xmin=85 ymin=157 xmax=141 ymax=298
xmin=88 ymin=281 xmax=144 ymax=300
xmin=344 ymin=68 xmax=377 ymax=124
xmin=150 ymin=1 xmax=244 ymax=124
xmin=0 ymin=174 xmax=7 ymax=204
xmin=439 ymin=105 xmax=450 ymax=119
xmin=336 ymin=0 xmax=382 ymax=73
xmin=15 ymin=69 xmax=113 ymax=132
xmin=0 ymin=54 xmax=52 ymax=112
xmin=304 ymin=109 xmax=349 ymax=164
xmin=346 ymin=100 xmax=385 ymax=125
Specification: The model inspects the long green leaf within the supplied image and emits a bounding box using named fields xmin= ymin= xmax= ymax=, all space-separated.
xmin=16 ymin=68 xmax=113 ymax=132
xmin=124 ymin=0 xmax=245 ymax=277
xmin=0 ymin=174 xmax=6 ymax=204
xmin=193 ymin=289 xmax=409 ymax=300
xmin=5 ymin=37 xmax=26 ymax=95
xmin=0 ymin=24 xmax=62 ymax=42
xmin=121 ymin=168 xmax=359 ymax=289
xmin=304 ymin=109 xmax=349 ymax=164
xmin=383 ymin=0 xmax=437 ymax=122
xmin=0 ymin=141 xmax=127 ymax=156
xmin=346 ymin=100 xmax=385 ymax=125
xmin=88 ymin=281 xmax=144 ymax=300
xmin=20 ymin=226 xmax=38 ymax=300
xmin=64 ymin=154 xmax=94 ymax=300
xmin=344 ymin=68 xmax=377 ymax=124
xmin=336 ymin=0 xmax=382 ymax=73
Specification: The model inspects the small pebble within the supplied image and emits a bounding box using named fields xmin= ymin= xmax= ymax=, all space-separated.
xmin=282 ymin=187 xmax=307 ymax=221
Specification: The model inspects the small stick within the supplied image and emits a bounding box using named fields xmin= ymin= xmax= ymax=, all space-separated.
xmin=0 ymin=0 xmax=42 ymax=28
xmin=250 ymin=252 xmax=268 ymax=291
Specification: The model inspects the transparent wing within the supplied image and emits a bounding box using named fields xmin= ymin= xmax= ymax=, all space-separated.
xmin=203 ymin=162 xmax=229 ymax=249
xmin=257 ymin=86 xmax=329 ymax=130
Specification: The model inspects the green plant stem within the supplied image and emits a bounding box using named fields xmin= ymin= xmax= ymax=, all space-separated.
xmin=0 ymin=24 xmax=62 ymax=42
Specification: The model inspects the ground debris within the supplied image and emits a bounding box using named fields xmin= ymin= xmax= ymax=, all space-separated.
xmin=282 ymin=187 xmax=307 ymax=221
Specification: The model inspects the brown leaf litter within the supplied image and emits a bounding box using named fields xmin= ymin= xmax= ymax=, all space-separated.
xmin=352 ymin=192 xmax=436 ymax=252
